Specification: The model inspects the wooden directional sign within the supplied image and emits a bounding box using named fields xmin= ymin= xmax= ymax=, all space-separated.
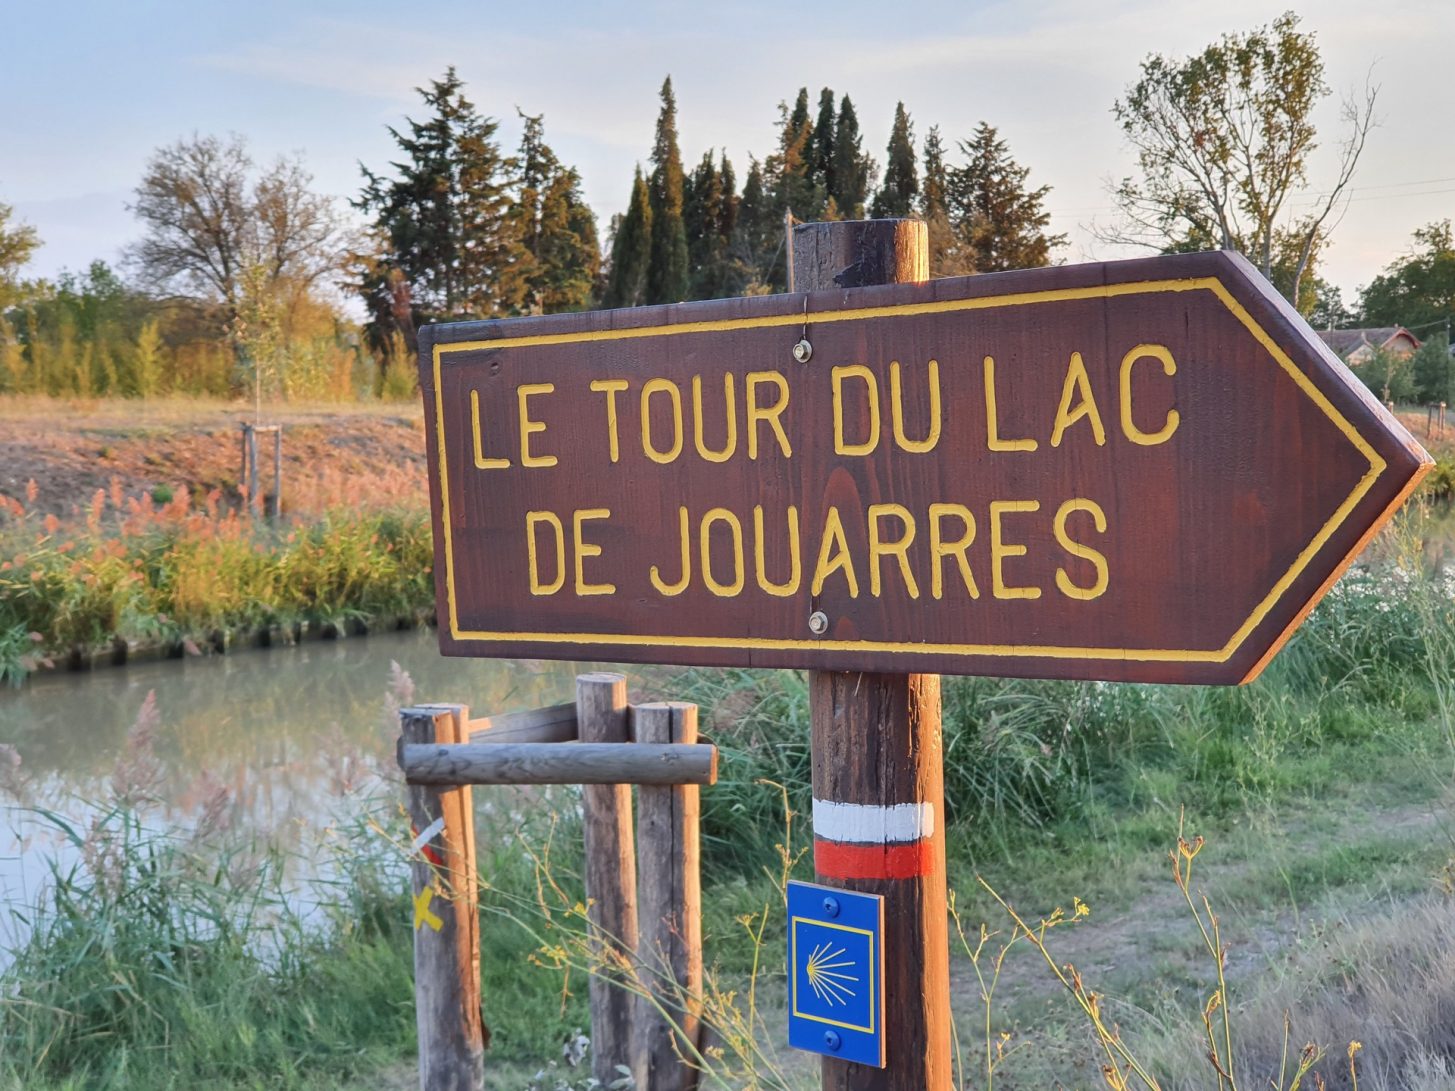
xmin=417 ymin=250 xmax=1430 ymax=685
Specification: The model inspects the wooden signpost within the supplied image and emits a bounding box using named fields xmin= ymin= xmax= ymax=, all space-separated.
xmin=415 ymin=221 xmax=1431 ymax=1091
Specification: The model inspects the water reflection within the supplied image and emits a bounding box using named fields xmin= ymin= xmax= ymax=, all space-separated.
xmin=0 ymin=629 xmax=601 ymax=953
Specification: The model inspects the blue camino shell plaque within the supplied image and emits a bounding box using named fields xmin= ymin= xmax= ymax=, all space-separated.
xmin=786 ymin=880 xmax=885 ymax=1067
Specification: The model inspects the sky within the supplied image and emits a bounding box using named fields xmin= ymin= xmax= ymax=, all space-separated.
xmin=4 ymin=0 xmax=1454 ymax=314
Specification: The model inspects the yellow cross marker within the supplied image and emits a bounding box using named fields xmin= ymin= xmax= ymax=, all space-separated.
xmin=413 ymin=885 xmax=443 ymax=932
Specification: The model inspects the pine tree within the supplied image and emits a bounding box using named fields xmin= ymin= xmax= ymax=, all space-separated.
xmin=948 ymin=122 xmax=1065 ymax=272
xmin=605 ymin=167 xmax=653 ymax=307
xmin=920 ymin=125 xmax=973 ymax=277
xmin=646 ymin=77 xmax=690 ymax=304
xmin=830 ymin=95 xmax=873 ymax=219
xmin=871 ymin=102 xmax=918 ymax=218
xmin=355 ymin=67 xmax=526 ymax=350
xmin=512 ymin=112 xmax=600 ymax=313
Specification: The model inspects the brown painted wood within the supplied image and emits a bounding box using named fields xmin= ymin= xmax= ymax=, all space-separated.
xmin=467 ymin=702 xmax=577 ymax=744
xmin=798 ymin=222 xmax=950 ymax=1091
xmin=810 ymin=672 xmax=949 ymax=1089
xmin=634 ymin=702 xmax=703 ymax=1091
xmin=399 ymin=740 xmax=717 ymax=786
xmin=417 ymin=247 xmax=1430 ymax=685
xmin=576 ymin=673 xmax=642 ymax=1087
xmin=399 ymin=705 xmax=485 ymax=1091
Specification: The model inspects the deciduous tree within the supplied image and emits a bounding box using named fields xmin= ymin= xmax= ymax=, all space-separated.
xmin=1107 ymin=12 xmax=1375 ymax=307
xmin=1359 ymin=221 xmax=1455 ymax=331
xmin=132 ymin=134 xmax=343 ymax=316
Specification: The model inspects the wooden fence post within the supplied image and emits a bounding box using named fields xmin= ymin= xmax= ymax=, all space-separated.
xmin=794 ymin=219 xmax=952 ymax=1091
xmin=634 ymin=702 xmax=703 ymax=1091
xmin=400 ymin=704 xmax=485 ymax=1091
xmin=576 ymin=673 xmax=642 ymax=1087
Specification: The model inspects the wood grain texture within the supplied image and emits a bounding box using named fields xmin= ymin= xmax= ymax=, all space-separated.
xmin=634 ymin=702 xmax=703 ymax=1091
xmin=467 ymin=702 xmax=577 ymax=744
xmin=810 ymin=673 xmax=949 ymax=1090
xmin=399 ymin=741 xmax=717 ymax=785
xmin=799 ymin=222 xmax=951 ymax=1091
xmin=417 ymin=248 xmax=1430 ymax=685
xmin=576 ymin=674 xmax=642 ymax=1087
xmin=400 ymin=705 xmax=485 ymax=1091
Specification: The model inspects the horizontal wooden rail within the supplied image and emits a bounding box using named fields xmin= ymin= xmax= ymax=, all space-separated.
xmin=467 ymin=702 xmax=577 ymax=744
xmin=399 ymin=742 xmax=717 ymax=786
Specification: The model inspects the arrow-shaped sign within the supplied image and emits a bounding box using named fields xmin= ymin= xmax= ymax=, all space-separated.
xmin=418 ymin=250 xmax=1430 ymax=685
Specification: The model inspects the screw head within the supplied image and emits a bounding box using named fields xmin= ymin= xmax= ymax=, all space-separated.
xmin=821 ymin=895 xmax=840 ymax=918
xmin=823 ymin=1030 xmax=842 ymax=1051
xmin=807 ymin=610 xmax=829 ymax=636
xmin=792 ymin=338 xmax=813 ymax=363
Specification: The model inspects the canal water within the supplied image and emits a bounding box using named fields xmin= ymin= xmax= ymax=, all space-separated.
xmin=0 ymin=629 xmax=602 ymax=955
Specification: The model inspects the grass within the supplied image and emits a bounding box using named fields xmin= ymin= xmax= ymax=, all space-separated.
xmin=4 ymin=504 xmax=1455 ymax=1087
xmin=0 ymin=475 xmax=435 ymax=685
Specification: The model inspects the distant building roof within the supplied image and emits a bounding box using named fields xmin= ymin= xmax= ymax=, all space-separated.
xmin=1316 ymin=327 xmax=1422 ymax=359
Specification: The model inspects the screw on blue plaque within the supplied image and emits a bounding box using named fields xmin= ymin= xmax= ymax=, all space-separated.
xmin=786 ymin=879 xmax=886 ymax=1068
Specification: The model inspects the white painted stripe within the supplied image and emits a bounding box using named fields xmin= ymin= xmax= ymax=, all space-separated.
xmin=811 ymin=800 xmax=934 ymax=844
xmin=411 ymin=816 xmax=446 ymax=854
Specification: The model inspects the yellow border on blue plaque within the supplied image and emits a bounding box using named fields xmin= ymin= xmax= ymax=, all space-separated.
xmin=789 ymin=917 xmax=877 ymax=1034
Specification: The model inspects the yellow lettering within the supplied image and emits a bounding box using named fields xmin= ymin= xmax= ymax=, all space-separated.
xmin=990 ymin=500 xmax=1041 ymax=600
xmin=650 ymin=506 xmax=691 ymax=595
xmin=525 ymin=511 xmax=565 ymax=595
xmin=640 ymin=378 xmax=684 ymax=464
xmin=517 ymin=383 xmax=557 ymax=468
xmin=572 ymin=508 xmax=614 ymax=596
xmin=589 ymin=379 xmax=628 ymax=463
xmin=832 ymin=364 xmax=880 ymax=456
xmin=691 ymin=374 xmax=737 ymax=463
xmin=890 ymin=359 xmax=941 ymax=453
xmin=753 ymin=505 xmax=801 ymax=596
xmin=699 ymin=507 xmax=745 ymax=597
xmin=868 ymin=503 xmax=919 ymax=599
xmin=1054 ymin=498 xmax=1109 ymax=601
xmin=746 ymin=371 xmax=793 ymax=459
xmin=1049 ymin=352 xmax=1107 ymax=448
xmin=470 ymin=389 xmax=511 ymax=469
xmin=983 ymin=356 xmax=1037 ymax=452
xmin=928 ymin=503 xmax=979 ymax=600
xmin=811 ymin=507 xmax=859 ymax=598
xmin=1119 ymin=344 xmax=1180 ymax=446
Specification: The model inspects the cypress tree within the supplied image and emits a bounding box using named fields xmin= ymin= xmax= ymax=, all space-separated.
xmin=830 ymin=95 xmax=872 ymax=219
xmin=685 ymin=150 xmax=740 ymax=300
xmin=512 ymin=111 xmax=600 ymax=313
xmin=605 ymin=167 xmax=652 ymax=307
xmin=920 ymin=125 xmax=972 ymax=276
xmin=810 ymin=88 xmax=837 ymax=202
xmin=646 ymin=77 xmax=689 ymax=304
xmin=948 ymin=122 xmax=1065 ymax=272
xmin=771 ymin=89 xmax=817 ymax=221
xmin=734 ymin=158 xmax=774 ymax=291
xmin=871 ymin=102 xmax=918 ymax=218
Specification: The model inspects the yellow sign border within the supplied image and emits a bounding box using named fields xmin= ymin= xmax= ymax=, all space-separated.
xmin=789 ymin=916 xmax=878 ymax=1034
xmin=431 ymin=276 xmax=1385 ymax=666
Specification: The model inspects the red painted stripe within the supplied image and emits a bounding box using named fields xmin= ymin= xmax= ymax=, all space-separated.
xmin=814 ymin=837 xmax=934 ymax=879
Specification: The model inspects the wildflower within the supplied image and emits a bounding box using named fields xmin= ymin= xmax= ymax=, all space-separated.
xmin=25 ymin=479 xmax=37 ymax=504
xmin=42 ymin=513 xmax=59 ymax=536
